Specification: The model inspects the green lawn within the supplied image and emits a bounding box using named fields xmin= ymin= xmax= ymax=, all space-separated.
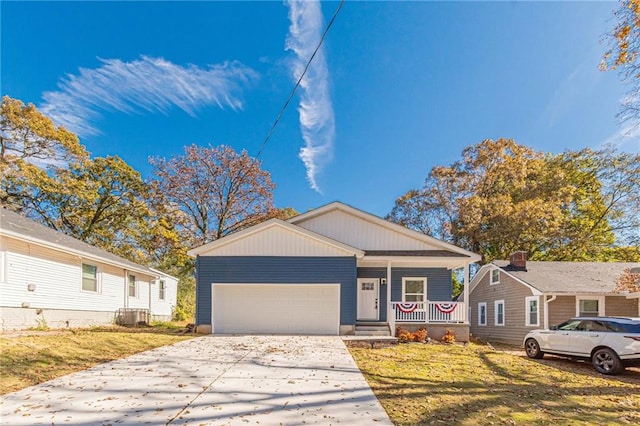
xmin=0 ymin=325 xmax=195 ymax=395
xmin=348 ymin=342 xmax=640 ymax=425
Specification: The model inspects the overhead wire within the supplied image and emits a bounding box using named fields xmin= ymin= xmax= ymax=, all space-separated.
xmin=253 ymin=0 xmax=345 ymax=160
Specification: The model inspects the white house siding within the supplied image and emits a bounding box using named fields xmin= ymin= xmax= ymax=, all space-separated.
xmin=0 ymin=236 xmax=162 ymax=330
xmin=469 ymin=269 xmax=545 ymax=345
xmin=149 ymin=276 xmax=178 ymax=320
xmin=207 ymin=225 xmax=354 ymax=257
xmin=295 ymin=209 xmax=441 ymax=251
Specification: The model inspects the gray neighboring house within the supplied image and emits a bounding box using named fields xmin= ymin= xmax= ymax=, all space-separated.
xmin=188 ymin=202 xmax=481 ymax=339
xmin=467 ymin=251 xmax=640 ymax=345
xmin=0 ymin=208 xmax=178 ymax=330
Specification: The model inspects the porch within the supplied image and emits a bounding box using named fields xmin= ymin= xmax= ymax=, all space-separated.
xmin=391 ymin=301 xmax=466 ymax=324
xmin=351 ymin=301 xmax=468 ymax=339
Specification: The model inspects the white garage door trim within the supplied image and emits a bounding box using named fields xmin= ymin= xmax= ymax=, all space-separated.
xmin=211 ymin=283 xmax=340 ymax=335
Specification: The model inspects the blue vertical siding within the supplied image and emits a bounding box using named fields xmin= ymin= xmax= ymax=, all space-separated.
xmin=391 ymin=267 xmax=452 ymax=302
xmin=196 ymin=256 xmax=357 ymax=326
xmin=357 ymin=267 xmax=388 ymax=322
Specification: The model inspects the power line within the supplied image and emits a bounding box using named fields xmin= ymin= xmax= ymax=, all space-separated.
xmin=254 ymin=0 xmax=345 ymax=160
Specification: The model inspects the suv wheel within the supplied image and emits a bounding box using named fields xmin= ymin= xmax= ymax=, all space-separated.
xmin=525 ymin=338 xmax=544 ymax=359
xmin=592 ymin=348 xmax=624 ymax=375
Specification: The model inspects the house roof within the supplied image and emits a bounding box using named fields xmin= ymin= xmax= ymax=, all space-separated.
xmin=288 ymin=201 xmax=481 ymax=262
xmin=0 ymin=208 xmax=173 ymax=279
xmin=491 ymin=260 xmax=639 ymax=294
xmin=187 ymin=218 xmax=365 ymax=257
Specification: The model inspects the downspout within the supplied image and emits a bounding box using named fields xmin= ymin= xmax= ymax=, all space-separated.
xmin=463 ymin=263 xmax=470 ymax=324
xmin=148 ymin=277 xmax=154 ymax=323
xmin=124 ymin=270 xmax=129 ymax=308
xmin=387 ymin=260 xmax=393 ymax=334
xmin=544 ymin=294 xmax=556 ymax=329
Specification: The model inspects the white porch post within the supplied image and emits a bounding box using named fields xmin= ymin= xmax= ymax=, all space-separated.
xmin=463 ymin=263 xmax=470 ymax=324
xmin=387 ymin=261 xmax=394 ymax=333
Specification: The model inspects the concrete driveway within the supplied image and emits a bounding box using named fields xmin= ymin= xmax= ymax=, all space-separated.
xmin=0 ymin=335 xmax=392 ymax=425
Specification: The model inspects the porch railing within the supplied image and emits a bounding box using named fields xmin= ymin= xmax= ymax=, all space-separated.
xmin=391 ymin=301 xmax=466 ymax=324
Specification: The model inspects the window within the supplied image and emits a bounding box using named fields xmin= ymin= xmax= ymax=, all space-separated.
xmin=490 ymin=269 xmax=500 ymax=285
xmin=0 ymin=250 xmax=6 ymax=283
xmin=556 ymin=319 xmax=581 ymax=331
xmin=82 ymin=263 xmax=98 ymax=292
xmin=478 ymin=302 xmax=487 ymax=326
xmin=525 ymin=296 xmax=539 ymax=326
xmin=128 ymin=274 xmax=137 ymax=297
xmin=576 ymin=296 xmax=603 ymax=317
xmin=402 ymin=277 xmax=426 ymax=302
xmin=495 ymin=300 xmax=505 ymax=326
xmin=361 ymin=282 xmax=375 ymax=291
xmin=159 ymin=280 xmax=166 ymax=300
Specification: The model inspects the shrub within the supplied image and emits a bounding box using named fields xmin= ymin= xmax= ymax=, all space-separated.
xmin=413 ymin=327 xmax=428 ymax=343
xmin=442 ymin=328 xmax=456 ymax=343
xmin=396 ymin=326 xmax=428 ymax=343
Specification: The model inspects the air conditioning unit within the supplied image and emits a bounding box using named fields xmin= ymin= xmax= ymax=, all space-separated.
xmin=117 ymin=308 xmax=149 ymax=326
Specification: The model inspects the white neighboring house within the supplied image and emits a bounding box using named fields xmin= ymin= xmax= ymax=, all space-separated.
xmin=0 ymin=208 xmax=178 ymax=330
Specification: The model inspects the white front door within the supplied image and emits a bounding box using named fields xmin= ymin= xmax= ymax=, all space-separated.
xmin=357 ymin=278 xmax=379 ymax=320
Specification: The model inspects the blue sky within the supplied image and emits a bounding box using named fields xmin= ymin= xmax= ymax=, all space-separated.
xmin=1 ymin=1 xmax=635 ymax=217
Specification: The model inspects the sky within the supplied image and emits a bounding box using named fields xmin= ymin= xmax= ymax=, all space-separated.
xmin=1 ymin=0 xmax=636 ymax=218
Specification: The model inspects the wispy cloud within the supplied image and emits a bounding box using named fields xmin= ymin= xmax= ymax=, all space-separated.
xmin=599 ymin=124 xmax=640 ymax=153
xmin=541 ymin=57 xmax=601 ymax=127
xmin=285 ymin=0 xmax=335 ymax=193
xmin=40 ymin=56 xmax=257 ymax=136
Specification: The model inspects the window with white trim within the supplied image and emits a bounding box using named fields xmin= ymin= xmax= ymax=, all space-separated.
xmin=128 ymin=274 xmax=137 ymax=298
xmin=82 ymin=263 xmax=98 ymax=292
xmin=495 ymin=300 xmax=505 ymax=326
xmin=402 ymin=277 xmax=426 ymax=302
xmin=490 ymin=269 xmax=500 ymax=285
xmin=525 ymin=296 xmax=538 ymax=326
xmin=159 ymin=280 xmax=166 ymax=300
xmin=0 ymin=250 xmax=6 ymax=283
xmin=478 ymin=302 xmax=487 ymax=326
xmin=576 ymin=296 xmax=604 ymax=317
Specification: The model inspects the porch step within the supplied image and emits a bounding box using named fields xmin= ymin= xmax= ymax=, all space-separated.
xmin=354 ymin=322 xmax=391 ymax=337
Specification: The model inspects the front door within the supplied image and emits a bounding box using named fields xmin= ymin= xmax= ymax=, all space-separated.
xmin=357 ymin=278 xmax=379 ymax=320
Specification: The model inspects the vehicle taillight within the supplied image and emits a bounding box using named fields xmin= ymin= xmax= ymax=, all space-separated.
xmin=624 ymin=335 xmax=640 ymax=341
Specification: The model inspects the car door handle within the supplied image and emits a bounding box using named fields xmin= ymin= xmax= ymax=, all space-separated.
xmin=589 ymin=334 xmax=599 ymax=337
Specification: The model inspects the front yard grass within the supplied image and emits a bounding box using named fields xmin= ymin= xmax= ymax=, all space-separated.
xmin=348 ymin=342 xmax=640 ymax=425
xmin=0 ymin=325 xmax=195 ymax=395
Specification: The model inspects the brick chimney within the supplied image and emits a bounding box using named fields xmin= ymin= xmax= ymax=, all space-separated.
xmin=509 ymin=251 xmax=527 ymax=270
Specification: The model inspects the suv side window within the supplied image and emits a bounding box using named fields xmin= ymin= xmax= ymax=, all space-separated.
xmin=558 ymin=319 xmax=582 ymax=331
xmin=590 ymin=321 xmax=610 ymax=332
xmin=606 ymin=320 xmax=640 ymax=333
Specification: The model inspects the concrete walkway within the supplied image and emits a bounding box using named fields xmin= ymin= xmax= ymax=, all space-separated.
xmin=0 ymin=335 xmax=392 ymax=425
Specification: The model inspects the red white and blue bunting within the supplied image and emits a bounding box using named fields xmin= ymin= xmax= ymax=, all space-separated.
xmin=395 ymin=303 xmax=418 ymax=313
xmin=435 ymin=302 xmax=457 ymax=314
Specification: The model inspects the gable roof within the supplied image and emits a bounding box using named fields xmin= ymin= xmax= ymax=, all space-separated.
xmin=187 ymin=218 xmax=365 ymax=257
xmin=0 ymin=208 xmax=172 ymax=279
xmin=488 ymin=260 xmax=638 ymax=294
xmin=288 ymin=201 xmax=481 ymax=261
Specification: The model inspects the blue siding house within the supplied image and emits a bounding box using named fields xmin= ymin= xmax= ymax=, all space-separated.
xmin=188 ymin=202 xmax=480 ymax=339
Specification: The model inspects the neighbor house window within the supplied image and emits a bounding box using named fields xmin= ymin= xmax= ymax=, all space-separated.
xmin=159 ymin=280 xmax=166 ymax=300
xmin=82 ymin=263 xmax=98 ymax=292
xmin=495 ymin=300 xmax=505 ymax=326
xmin=478 ymin=302 xmax=487 ymax=326
xmin=525 ymin=296 xmax=539 ymax=326
xmin=402 ymin=277 xmax=426 ymax=302
xmin=128 ymin=274 xmax=137 ymax=297
xmin=490 ymin=269 xmax=500 ymax=285
xmin=0 ymin=250 xmax=6 ymax=283
xmin=577 ymin=297 xmax=603 ymax=317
